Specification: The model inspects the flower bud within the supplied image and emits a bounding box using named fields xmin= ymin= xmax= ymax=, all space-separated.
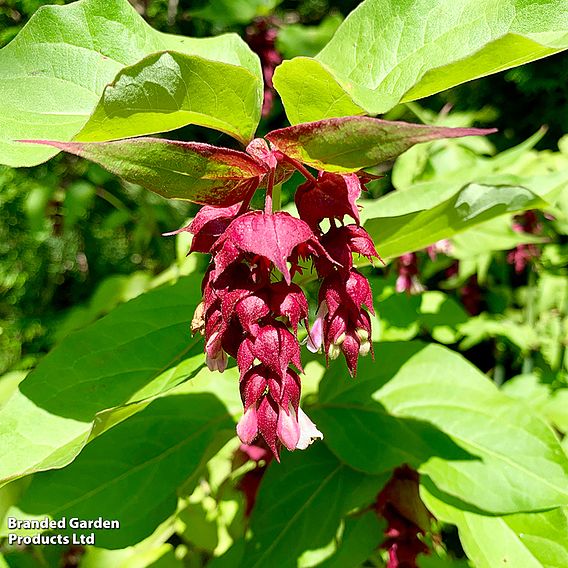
xmin=237 ymin=406 xmax=259 ymax=445
xmin=334 ymin=332 xmax=346 ymax=345
xmin=356 ymin=328 xmax=369 ymax=342
xmin=359 ymin=341 xmax=371 ymax=357
xmin=328 ymin=343 xmax=341 ymax=360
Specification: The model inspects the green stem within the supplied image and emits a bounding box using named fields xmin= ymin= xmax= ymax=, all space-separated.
xmin=264 ymin=169 xmax=275 ymax=213
xmin=272 ymin=182 xmax=282 ymax=212
xmin=405 ymin=102 xmax=432 ymax=125
xmin=523 ymin=267 xmax=537 ymax=374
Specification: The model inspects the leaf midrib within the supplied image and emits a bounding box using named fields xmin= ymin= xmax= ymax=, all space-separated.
xmin=250 ymin=464 xmax=344 ymax=567
xmin=47 ymin=412 xmax=230 ymax=516
xmin=325 ymin=401 xmax=568 ymax=499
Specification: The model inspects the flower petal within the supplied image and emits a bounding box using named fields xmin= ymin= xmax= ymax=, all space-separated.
xmin=237 ymin=406 xmax=259 ymax=445
xmin=296 ymin=408 xmax=323 ymax=450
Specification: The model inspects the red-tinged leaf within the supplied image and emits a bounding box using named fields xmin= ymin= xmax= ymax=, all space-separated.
xmin=214 ymin=211 xmax=316 ymax=283
xmin=20 ymin=138 xmax=267 ymax=206
xmin=296 ymin=171 xmax=362 ymax=228
xmin=165 ymin=204 xmax=241 ymax=253
xmin=266 ymin=116 xmax=497 ymax=173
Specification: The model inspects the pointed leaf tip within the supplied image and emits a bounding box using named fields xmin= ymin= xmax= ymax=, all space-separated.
xmin=266 ymin=117 xmax=498 ymax=173
xmin=19 ymin=138 xmax=266 ymax=207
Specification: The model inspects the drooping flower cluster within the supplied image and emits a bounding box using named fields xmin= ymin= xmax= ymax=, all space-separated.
xmin=375 ymin=466 xmax=434 ymax=568
xmin=395 ymin=240 xmax=453 ymax=295
xmin=507 ymin=210 xmax=542 ymax=273
xmin=296 ymin=172 xmax=379 ymax=375
xmin=245 ymin=17 xmax=282 ymax=117
xmin=177 ymin=142 xmax=379 ymax=459
xmin=395 ymin=252 xmax=425 ymax=295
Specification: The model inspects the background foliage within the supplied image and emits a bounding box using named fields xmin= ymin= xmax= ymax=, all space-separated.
xmin=0 ymin=1 xmax=566 ymax=567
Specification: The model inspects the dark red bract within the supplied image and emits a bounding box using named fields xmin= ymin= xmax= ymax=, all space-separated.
xmin=375 ymin=466 xmax=434 ymax=568
xmin=172 ymin=143 xmax=380 ymax=459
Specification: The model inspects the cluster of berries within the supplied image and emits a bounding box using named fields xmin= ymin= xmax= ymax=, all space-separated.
xmin=177 ymin=140 xmax=379 ymax=459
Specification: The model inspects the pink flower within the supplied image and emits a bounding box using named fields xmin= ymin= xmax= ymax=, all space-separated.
xmin=395 ymin=253 xmax=424 ymax=294
xmin=507 ymin=211 xmax=542 ymax=273
xmin=173 ymin=162 xmax=379 ymax=458
xmin=426 ymin=238 xmax=453 ymax=260
xmin=296 ymin=408 xmax=323 ymax=450
xmin=375 ymin=466 xmax=433 ymax=568
xmin=295 ymin=171 xmax=363 ymax=229
xmin=307 ymin=302 xmax=327 ymax=353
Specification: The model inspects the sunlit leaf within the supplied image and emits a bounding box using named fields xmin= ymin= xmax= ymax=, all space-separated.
xmin=274 ymin=0 xmax=568 ymax=123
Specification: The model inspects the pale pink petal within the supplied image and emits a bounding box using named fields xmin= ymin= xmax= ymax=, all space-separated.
xmin=237 ymin=406 xmax=258 ymax=445
xmin=296 ymin=408 xmax=323 ymax=450
xmin=277 ymin=405 xmax=301 ymax=451
xmin=307 ymin=302 xmax=328 ymax=353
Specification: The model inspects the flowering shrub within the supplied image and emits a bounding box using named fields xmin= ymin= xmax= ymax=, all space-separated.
xmin=0 ymin=0 xmax=567 ymax=566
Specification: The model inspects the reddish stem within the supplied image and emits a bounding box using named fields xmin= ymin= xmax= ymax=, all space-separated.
xmin=237 ymin=180 xmax=259 ymax=216
xmin=264 ymin=169 xmax=275 ymax=213
xmin=279 ymin=154 xmax=317 ymax=184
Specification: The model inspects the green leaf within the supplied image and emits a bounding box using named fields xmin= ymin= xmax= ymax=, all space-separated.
xmin=315 ymin=512 xmax=384 ymax=568
xmin=23 ymin=138 xmax=266 ymax=206
xmin=243 ymin=444 xmax=387 ymax=568
xmin=74 ymin=51 xmax=262 ymax=146
xmin=315 ymin=342 xmax=568 ymax=514
xmin=422 ymin=487 xmax=568 ymax=568
xmin=459 ymin=314 xmax=539 ymax=353
xmin=276 ymin=15 xmax=343 ymax=59
xmin=451 ymin=216 xmax=545 ymax=259
xmin=0 ymin=0 xmax=262 ymax=167
xmin=0 ymin=276 xmax=204 ymax=487
xmin=419 ymin=291 xmax=469 ymax=344
xmin=273 ymin=0 xmax=568 ymax=123
xmin=363 ymin=183 xmax=544 ymax=259
xmin=14 ymin=393 xmax=234 ymax=549
xmin=190 ymin=0 xmax=282 ymax=26
xmin=265 ymin=117 xmax=494 ymax=172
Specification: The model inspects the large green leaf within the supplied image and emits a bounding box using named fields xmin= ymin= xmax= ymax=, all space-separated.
xmin=24 ymin=138 xmax=267 ymax=206
xmin=243 ymin=444 xmax=387 ymax=568
xmin=315 ymin=342 xmax=568 ymax=514
xmin=12 ymin=394 xmax=234 ymax=549
xmin=273 ymin=0 xmax=568 ymax=123
xmin=357 ymin=138 xmax=568 ymax=258
xmin=423 ymin=487 xmax=568 ymax=568
xmin=0 ymin=0 xmax=262 ymax=167
xmin=363 ymin=183 xmax=544 ymax=259
xmin=316 ymin=512 xmax=384 ymax=568
xmin=0 ymin=276 xmax=204 ymax=487
xmin=74 ymin=51 xmax=262 ymax=146
xmin=265 ymin=117 xmax=494 ymax=173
